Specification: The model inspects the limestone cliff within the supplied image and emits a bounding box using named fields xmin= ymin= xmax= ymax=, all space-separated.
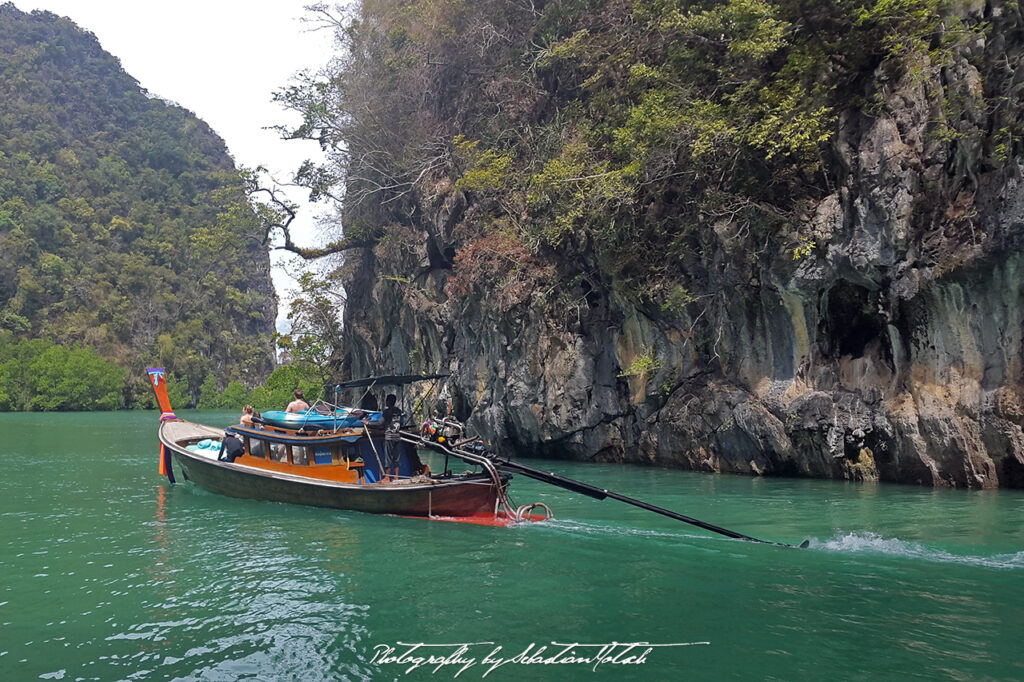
xmin=323 ymin=1 xmax=1024 ymax=488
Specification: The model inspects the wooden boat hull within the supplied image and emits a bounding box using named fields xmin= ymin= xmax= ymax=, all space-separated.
xmin=159 ymin=420 xmax=503 ymax=517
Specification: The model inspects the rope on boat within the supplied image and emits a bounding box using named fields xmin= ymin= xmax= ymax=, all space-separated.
xmin=364 ymin=424 xmax=387 ymax=477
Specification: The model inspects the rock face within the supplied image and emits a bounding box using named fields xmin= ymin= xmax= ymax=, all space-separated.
xmin=339 ymin=20 xmax=1024 ymax=489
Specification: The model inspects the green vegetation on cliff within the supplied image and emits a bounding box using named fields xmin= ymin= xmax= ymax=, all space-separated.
xmin=263 ymin=1 xmax=1024 ymax=486
xmin=196 ymin=362 xmax=324 ymax=413
xmin=0 ymin=4 xmax=278 ymax=408
xmin=280 ymin=0 xmax=1019 ymax=313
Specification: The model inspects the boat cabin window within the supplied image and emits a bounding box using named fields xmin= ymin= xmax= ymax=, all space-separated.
xmin=241 ymin=435 xmax=358 ymax=468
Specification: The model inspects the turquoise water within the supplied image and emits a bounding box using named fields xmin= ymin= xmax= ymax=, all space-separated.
xmin=2 ymin=411 xmax=1022 ymax=681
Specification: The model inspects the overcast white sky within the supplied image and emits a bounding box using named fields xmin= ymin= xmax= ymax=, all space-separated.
xmin=15 ymin=1 xmax=340 ymax=330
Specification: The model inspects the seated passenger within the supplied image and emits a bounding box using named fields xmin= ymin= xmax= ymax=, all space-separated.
xmin=240 ymin=404 xmax=255 ymax=427
xmin=287 ymin=389 xmax=309 ymax=413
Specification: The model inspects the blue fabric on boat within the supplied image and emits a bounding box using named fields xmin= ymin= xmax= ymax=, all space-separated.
xmin=162 ymin=443 xmax=175 ymax=484
xmin=186 ymin=439 xmax=223 ymax=457
xmin=313 ymin=446 xmax=333 ymax=465
xmin=355 ymin=439 xmax=413 ymax=482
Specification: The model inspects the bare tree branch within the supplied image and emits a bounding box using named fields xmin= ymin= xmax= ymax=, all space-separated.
xmin=243 ymin=168 xmax=374 ymax=260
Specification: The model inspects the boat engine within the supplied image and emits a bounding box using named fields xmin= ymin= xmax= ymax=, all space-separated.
xmin=421 ymin=417 xmax=464 ymax=445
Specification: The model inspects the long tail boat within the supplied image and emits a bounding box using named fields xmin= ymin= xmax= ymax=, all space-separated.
xmin=147 ymin=368 xmax=807 ymax=545
xmin=147 ymin=368 xmax=529 ymax=522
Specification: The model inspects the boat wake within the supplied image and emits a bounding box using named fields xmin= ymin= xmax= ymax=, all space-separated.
xmin=527 ymin=517 xmax=708 ymax=542
xmin=809 ymin=532 xmax=1024 ymax=569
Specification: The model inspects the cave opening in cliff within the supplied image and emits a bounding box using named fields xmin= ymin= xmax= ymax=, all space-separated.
xmin=425 ymin=237 xmax=456 ymax=270
xmin=822 ymin=283 xmax=888 ymax=360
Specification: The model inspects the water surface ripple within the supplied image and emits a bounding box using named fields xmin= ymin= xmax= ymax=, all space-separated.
xmin=2 ymin=411 xmax=1022 ymax=680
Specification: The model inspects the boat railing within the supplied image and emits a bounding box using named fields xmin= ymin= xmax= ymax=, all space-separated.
xmin=398 ymin=429 xmax=513 ymax=513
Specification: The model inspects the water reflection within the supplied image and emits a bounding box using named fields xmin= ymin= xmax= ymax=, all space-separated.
xmin=127 ymin=483 xmax=375 ymax=679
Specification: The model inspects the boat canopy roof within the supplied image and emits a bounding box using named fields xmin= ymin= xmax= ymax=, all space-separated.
xmin=332 ymin=373 xmax=449 ymax=389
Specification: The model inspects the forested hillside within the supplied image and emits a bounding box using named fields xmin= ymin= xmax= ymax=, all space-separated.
xmin=0 ymin=4 xmax=277 ymax=408
xmin=279 ymin=0 xmax=1024 ymax=487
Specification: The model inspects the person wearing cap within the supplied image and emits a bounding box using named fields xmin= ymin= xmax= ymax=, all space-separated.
xmin=219 ymin=429 xmax=244 ymax=462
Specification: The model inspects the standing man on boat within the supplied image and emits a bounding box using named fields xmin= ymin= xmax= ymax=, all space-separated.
xmin=286 ymin=389 xmax=309 ymax=413
xmin=371 ymin=394 xmax=403 ymax=483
